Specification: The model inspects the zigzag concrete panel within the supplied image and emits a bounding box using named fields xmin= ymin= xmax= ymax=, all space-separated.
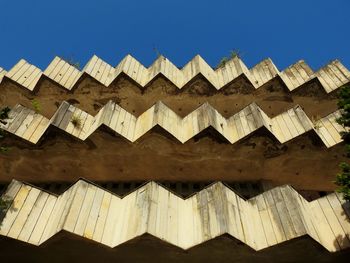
xmin=0 ymin=179 xmax=349 ymax=252
xmin=1 ymin=55 xmax=349 ymax=93
xmin=0 ymin=100 xmax=346 ymax=147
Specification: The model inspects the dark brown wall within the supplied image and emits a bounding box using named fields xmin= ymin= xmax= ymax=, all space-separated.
xmin=0 ymin=75 xmax=344 ymax=191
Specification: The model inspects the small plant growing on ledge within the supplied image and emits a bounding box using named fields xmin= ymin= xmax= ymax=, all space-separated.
xmin=0 ymin=196 xmax=14 ymax=226
xmin=71 ymin=114 xmax=82 ymax=128
xmin=31 ymin=99 xmax=41 ymax=113
xmin=216 ymin=57 xmax=230 ymax=69
xmin=216 ymin=49 xmax=242 ymax=69
xmin=0 ymin=197 xmax=11 ymax=211
xmin=311 ymin=115 xmax=321 ymax=130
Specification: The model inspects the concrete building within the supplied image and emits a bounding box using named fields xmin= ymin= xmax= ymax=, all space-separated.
xmin=0 ymin=54 xmax=349 ymax=262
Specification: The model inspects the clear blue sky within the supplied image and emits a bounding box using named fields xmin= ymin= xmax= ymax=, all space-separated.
xmin=0 ymin=0 xmax=349 ymax=71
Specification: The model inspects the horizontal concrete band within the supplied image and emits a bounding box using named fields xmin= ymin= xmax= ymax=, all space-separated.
xmin=0 ymin=100 xmax=346 ymax=147
xmin=0 ymin=55 xmax=349 ymax=93
xmin=0 ymin=179 xmax=349 ymax=252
